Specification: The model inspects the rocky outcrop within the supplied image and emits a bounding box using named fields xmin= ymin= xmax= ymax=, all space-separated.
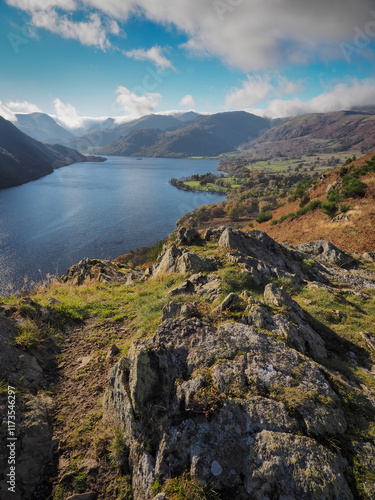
xmin=60 ymin=258 xmax=138 ymax=285
xmin=295 ymin=240 xmax=354 ymax=267
xmin=362 ymin=251 xmax=375 ymax=263
xmin=217 ymin=227 xmax=328 ymax=287
xmin=0 ymin=314 xmax=54 ymax=499
xmin=168 ymin=272 xmax=221 ymax=300
xmin=104 ymin=318 xmax=358 ymax=499
xmin=147 ymin=245 xmax=220 ymax=278
xmin=262 ymin=283 xmax=327 ymax=358
xmin=175 ymin=227 xmax=202 ymax=246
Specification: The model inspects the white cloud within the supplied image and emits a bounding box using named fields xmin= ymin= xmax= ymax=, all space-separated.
xmin=53 ymin=98 xmax=85 ymax=129
xmin=86 ymin=0 xmax=375 ymax=70
xmin=123 ymin=46 xmax=174 ymax=71
xmin=109 ymin=19 xmax=120 ymax=35
xmin=6 ymin=0 xmax=76 ymax=10
xmin=179 ymin=94 xmax=195 ymax=108
xmin=8 ymin=0 xmax=375 ymax=70
xmin=225 ymin=74 xmax=303 ymax=108
xmin=226 ymin=75 xmax=273 ymax=108
xmin=31 ymin=10 xmax=111 ymax=49
xmin=0 ymin=101 xmax=17 ymax=122
xmin=248 ymin=79 xmax=375 ymax=118
xmin=115 ymin=86 xmax=162 ymax=118
xmin=6 ymin=100 xmax=42 ymax=113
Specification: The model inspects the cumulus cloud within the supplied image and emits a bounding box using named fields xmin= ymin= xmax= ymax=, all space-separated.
xmin=6 ymin=100 xmax=42 ymax=113
xmin=179 ymin=94 xmax=196 ymax=108
xmin=86 ymin=0 xmax=375 ymax=70
xmin=53 ymin=98 xmax=85 ymax=129
xmin=6 ymin=0 xmax=76 ymax=10
xmin=31 ymin=10 xmax=111 ymax=49
xmin=8 ymin=0 xmax=375 ymax=70
xmin=115 ymin=86 xmax=162 ymax=118
xmin=123 ymin=46 xmax=174 ymax=71
xmin=225 ymin=74 xmax=303 ymax=108
xmin=248 ymin=79 xmax=375 ymax=118
xmin=0 ymin=101 xmax=17 ymax=122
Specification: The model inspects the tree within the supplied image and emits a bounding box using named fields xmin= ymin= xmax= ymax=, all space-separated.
xmin=228 ymin=204 xmax=240 ymax=221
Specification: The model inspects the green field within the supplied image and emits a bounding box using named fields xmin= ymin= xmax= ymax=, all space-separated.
xmin=183 ymin=181 xmax=227 ymax=193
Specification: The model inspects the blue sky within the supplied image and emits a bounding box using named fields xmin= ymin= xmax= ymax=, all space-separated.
xmin=1 ymin=0 xmax=375 ymax=130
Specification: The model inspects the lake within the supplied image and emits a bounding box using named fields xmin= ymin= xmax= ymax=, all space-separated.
xmin=0 ymin=156 xmax=226 ymax=294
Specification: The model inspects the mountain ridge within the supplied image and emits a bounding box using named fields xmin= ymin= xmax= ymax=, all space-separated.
xmin=99 ymin=111 xmax=271 ymax=157
xmin=14 ymin=112 xmax=75 ymax=144
xmin=241 ymin=110 xmax=375 ymax=158
xmin=0 ymin=116 xmax=105 ymax=189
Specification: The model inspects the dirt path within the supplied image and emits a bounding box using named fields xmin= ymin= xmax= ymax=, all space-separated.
xmin=49 ymin=319 xmax=132 ymax=499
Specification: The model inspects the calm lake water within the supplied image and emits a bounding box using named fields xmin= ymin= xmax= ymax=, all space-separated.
xmin=0 ymin=156 xmax=225 ymax=294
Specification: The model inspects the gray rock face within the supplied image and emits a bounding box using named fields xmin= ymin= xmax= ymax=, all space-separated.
xmin=217 ymin=227 xmax=327 ymax=286
xmin=295 ymin=240 xmax=354 ymax=267
xmin=353 ymin=442 xmax=375 ymax=498
xmin=204 ymin=227 xmax=226 ymax=242
xmin=175 ymin=227 xmax=202 ymax=246
xmin=148 ymin=246 xmax=220 ymax=278
xmin=104 ymin=319 xmax=352 ymax=499
xmin=168 ymin=273 xmax=221 ymax=300
xmin=362 ymin=251 xmax=375 ymax=262
xmin=60 ymin=257 xmax=135 ymax=285
xmin=162 ymin=301 xmax=194 ymax=321
xmin=218 ymin=292 xmax=243 ymax=311
xmin=0 ymin=317 xmax=45 ymax=390
xmin=240 ymin=284 xmax=328 ymax=359
xmin=0 ymin=394 xmax=53 ymax=500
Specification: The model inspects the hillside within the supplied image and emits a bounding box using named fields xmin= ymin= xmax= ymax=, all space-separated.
xmin=241 ymin=110 xmax=375 ymax=159
xmin=0 ymin=226 xmax=374 ymax=499
xmin=0 ymin=116 xmax=104 ymax=189
xmin=14 ymin=112 xmax=75 ymax=144
xmin=100 ymin=126 xmax=230 ymax=157
xmin=176 ymin=151 xmax=375 ymax=255
xmin=100 ymin=111 xmax=270 ymax=158
xmin=256 ymin=152 xmax=375 ymax=253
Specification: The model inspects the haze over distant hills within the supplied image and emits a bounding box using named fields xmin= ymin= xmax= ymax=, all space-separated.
xmin=14 ymin=112 xmax=75 ymax=144
xmin=7 ymin=107 xmax=375 ymax=163
xmin=0 ymin=116 xmax=103 ymax=189
xmin=67 ymin=113 xmax=189 ymax=151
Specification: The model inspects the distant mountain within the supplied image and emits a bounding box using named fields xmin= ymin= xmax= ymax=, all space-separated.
xmin=99 ymin=111 xmax=271 ymax=157
xmin=349 ymin=105 xmax=375 ymax=114
xmin=68 ymin=113 xmax=184 ymax=151
xmin=166 ymin=111 xmax=201 ymax=122
xmin=101 ymin=126 xmax=228 ymax=157
xmin=0 ymin=116 xmax=104 ymax=189
xmin=241 ymin=110 xmax=375 ymax=158
xmin=14 ymin=112 xmax=75 ymax=144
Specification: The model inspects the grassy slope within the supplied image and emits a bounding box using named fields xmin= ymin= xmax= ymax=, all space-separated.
xmin=259 ymin=153 xmax=375 ymax=253
xmin=1 ymin=231 xmax=375 ymax=498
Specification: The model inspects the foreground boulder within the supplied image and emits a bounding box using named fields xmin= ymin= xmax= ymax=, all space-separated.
xmin=217 ymin=227 xmax=328 ymax=287
xmin=104 ymin=318 xmax=356 ymax=499
xmin=175 ymin=227 xmax=202 ymax=246
xmin=295 ymin=240 xmax=354 ymax=267
xmin=60 ymin=258 xmax=139 ymax=285
xmin=0 ymin=316 xmax=54 ymax=499
xmin=147 ymin=245 xmax=220 ymax=278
